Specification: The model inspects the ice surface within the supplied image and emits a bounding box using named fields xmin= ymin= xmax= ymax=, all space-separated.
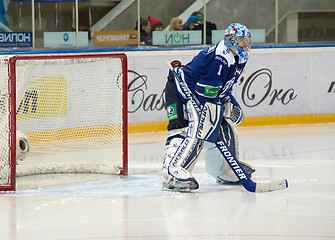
xmin=1 ymin=124 xmax=334 ymax=240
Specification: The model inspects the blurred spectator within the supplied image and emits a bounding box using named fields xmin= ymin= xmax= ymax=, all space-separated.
xmin=192 ymin=12 xmax=217 ymax=44
xmin=169 ymin=17 xmax=183 ymax=31
xmin=135 ymin=18 xmax=152 ymax=45
xmin=148 ymin=16 xmax=163 ymax=33
xmin=183 ymin=16 xmax=198 ymax=30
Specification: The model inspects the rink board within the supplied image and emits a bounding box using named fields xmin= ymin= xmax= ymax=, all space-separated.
xmin=128 ymin=113 xmax=335 ymax=133
xmin=125 ymin=47 xmax=335 ymax=132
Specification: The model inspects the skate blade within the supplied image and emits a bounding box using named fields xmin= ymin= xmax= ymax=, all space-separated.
xmin=162 ymin=184 xmax=191 ymax=192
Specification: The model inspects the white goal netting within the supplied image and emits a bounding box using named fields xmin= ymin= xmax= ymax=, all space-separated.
xmin=0 ymin=54 xmax=128 ymax=190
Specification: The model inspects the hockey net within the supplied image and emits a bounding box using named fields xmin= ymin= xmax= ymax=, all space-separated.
xmin=0 ymin=53 xmax=128 ymax=191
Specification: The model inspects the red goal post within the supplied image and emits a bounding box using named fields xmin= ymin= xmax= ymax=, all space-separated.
xmin=0 ymin=53 xmax=128 ymax=191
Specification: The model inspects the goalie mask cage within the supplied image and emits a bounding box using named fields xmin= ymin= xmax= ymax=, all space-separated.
xmin=0 ymin=53 xmax=128 ymax=191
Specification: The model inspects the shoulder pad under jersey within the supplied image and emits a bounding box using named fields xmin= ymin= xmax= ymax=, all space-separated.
xmin=215 ymin=41 xmax=235 ymax=67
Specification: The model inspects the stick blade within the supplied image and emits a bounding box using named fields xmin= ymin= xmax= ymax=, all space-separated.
xmin=255 ymin=179 xmax=288 ymax=193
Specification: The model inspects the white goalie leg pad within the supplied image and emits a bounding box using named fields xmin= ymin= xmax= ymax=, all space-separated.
xmin=205 ymin=119 xmax=255 ymax=183
xmin=165 ymin=166 xmax=199 ymax=191
xmin=205 ymin=144 xmax=239 ymax=183
xmin=163 ymin=137 xmax=202 ymax=191
xmin=162 ymin=127 xmax=188 ymax=177
xmin=196 ymin=101 xmax=224 ymax=143
xmin=163 ymin=136 xmax=203 ymax=191
xmin=163 ymin=101 xmax=203 ymax=191
xmin=205 ymin=145 xmax=255 ymax=183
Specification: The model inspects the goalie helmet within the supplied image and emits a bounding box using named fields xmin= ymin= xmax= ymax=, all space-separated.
xmin=16 ymin=130 xmax=30 ymax=161
xmin=224 ymin=23 xmax=252 ymax=61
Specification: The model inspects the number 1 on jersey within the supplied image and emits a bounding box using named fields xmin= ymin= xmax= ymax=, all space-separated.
xmin=217 ymin=64 xmax=223 ymax=75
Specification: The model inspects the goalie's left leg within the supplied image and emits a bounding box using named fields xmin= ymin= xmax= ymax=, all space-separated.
xmin=205 ymin=119 xmax=255 ymax=184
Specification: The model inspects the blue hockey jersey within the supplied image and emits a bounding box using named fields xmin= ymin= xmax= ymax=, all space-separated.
xmin=176 ymin=40 xmax=248 ymax=105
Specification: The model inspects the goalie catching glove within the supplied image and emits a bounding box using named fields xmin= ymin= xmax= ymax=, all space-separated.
xmin=226 ymin=95 xmax=244 ymax=125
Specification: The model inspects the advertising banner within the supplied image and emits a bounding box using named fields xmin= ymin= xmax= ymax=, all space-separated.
xmin=0 ymin=32 xmax=32 ymax=47
xmin=126 ymin=47 xmax=335 ymax=124
xmin=94 ymin=30 xmax=138 ymax=46
xmin=153 ymin=31 xmax=202 ymax=45
xmin=44 ymin=32 xmax=89 ymax=48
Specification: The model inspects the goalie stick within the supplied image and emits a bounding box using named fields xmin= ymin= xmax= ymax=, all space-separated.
xmin=165 ymin=60 xmax=288 ymax=192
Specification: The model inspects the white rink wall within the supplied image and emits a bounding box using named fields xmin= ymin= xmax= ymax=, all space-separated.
xmin=126 ymin=46 xmax=335 ymax=124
